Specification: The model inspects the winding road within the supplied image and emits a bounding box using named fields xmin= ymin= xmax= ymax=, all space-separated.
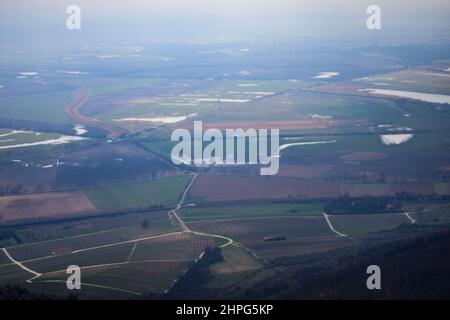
xmin=169 ymin=174 xmax=234 ymax=248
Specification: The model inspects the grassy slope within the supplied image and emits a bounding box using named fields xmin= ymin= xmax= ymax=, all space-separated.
xmin=205 ymin=244 xmax=263 ymax=288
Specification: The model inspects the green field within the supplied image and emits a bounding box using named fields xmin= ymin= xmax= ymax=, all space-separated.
xmin=328 ymin=213 xmax=410 ymax=237
xmin=0 ymin=264 xmax=32 ymax=287
xmin=80 ymin=260 xmax=191 ymax=295
xmin=28 ymin=260 xmax=191 ymax=298
xmin=85 ymin=77 xmax=160 ymax=96
xmin=405 ymin=202 xmax=450 ymax=225
xmin=13 ymin=209 xmax=174 ymax=244
xmin=21 ymin=233 xmax=201 ymax=275
xmin=13 ymin=233 xmax=218 ymax=297
xmin=187 ymin=216 xmax=335 ymax=250
xmin=251 ymin=236 xmax=354 ymax=260
xmin=180 ymin=203 xmax=324 ymax=222
xmin=0 ymin=250 xmax=11 ymax=266
xmin=98 ymin=99 xmax=216 ymax=122
xmin=24 ymin=280 xmax=134 ymax=300
xmin=82 ymin=175 xmax=191 ymax=211
xmin=354 ymin=69 xmax=450 ymax=95
xmin=24 ymin=242 xmax=134 ymax=274
xmin=0 ymin=91 xmax=74 ymax=124
xmin=96 ymin=79 xmax=305 ymax=129
xmin=434 ymin=183 xmax=450 ymax=196
xmin=130 ymin=233 xmax=214 ymax=261
xmin=8 ymin=219 xmax=178 ymax=261
xmin=201 ymin=90 xmax=404 ymax=123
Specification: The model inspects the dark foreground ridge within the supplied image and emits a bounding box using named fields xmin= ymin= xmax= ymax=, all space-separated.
xmin=162 ymin=224 xmax=450 ymax=300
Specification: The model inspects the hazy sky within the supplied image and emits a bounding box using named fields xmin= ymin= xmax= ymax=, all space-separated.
xmin=0 ymin=0 xmax=449 ymax=44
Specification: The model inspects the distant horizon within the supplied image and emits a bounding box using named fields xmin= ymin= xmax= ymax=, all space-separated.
xmin=1 ymin=0 xmax=449 ymax=45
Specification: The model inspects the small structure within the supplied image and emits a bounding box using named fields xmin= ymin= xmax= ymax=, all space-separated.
xmin=264 ymin=236 xmax=287 ymax=242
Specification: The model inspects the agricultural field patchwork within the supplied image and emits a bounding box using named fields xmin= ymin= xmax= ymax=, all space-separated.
xmin=7 ymin=213 xmax=177 ymax=261
xmin=0 ymin=175 xmax=190 ymax=226
xmin=2 ymin=232 xmax=216 ymax=297
xmin=187 ymin=216 xmax=335 ymax=245
xmin=13 ymin=209 xmax=174 ymax=244
xmin=0 ymin=6 xmax=450 ymax=300
xmin=180 ymin=202 xmax=424 ymax=261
